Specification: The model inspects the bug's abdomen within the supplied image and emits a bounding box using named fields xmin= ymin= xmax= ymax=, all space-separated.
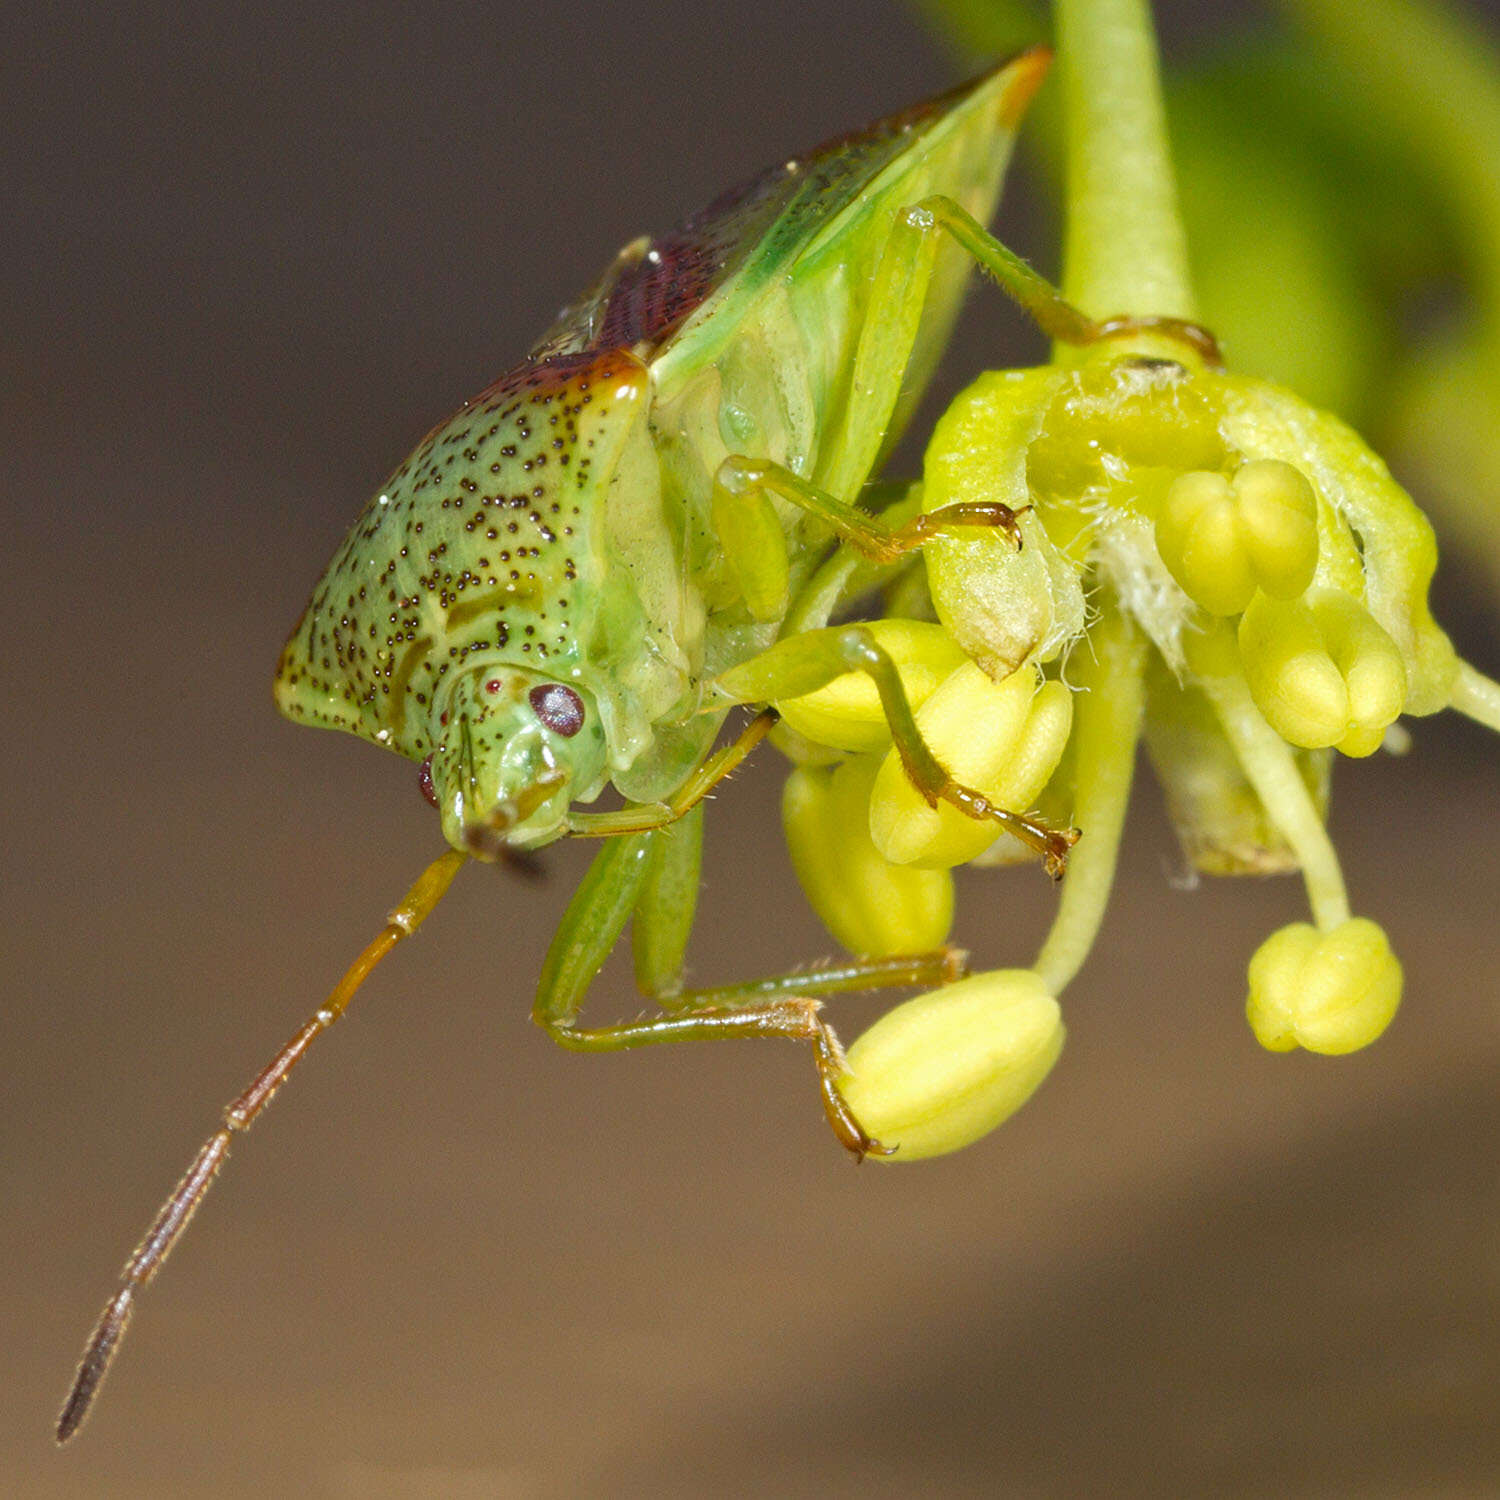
xmin=274 ymin=350 xmax=654 ymax=760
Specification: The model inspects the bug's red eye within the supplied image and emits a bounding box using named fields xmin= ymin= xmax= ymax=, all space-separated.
xmin=418 ymin=754 xmax=438 ymax=807
xmin=528 ymin=683 xmax=585 ymax=737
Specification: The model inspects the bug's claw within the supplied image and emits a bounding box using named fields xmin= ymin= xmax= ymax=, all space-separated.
xmin=1042 ymin=826 xmax=1082 ymax=881
xmin=808 ymin=1019 xmax=897 ymax=1160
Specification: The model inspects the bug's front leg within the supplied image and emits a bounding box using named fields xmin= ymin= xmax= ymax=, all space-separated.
xmin=534 ymin=805 xmax=963 ymax=1158
xmin=563 ymin=711 xmax=776 ymax=839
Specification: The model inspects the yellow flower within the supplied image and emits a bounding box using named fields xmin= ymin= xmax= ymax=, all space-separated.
xmin=839 ymin=969 xmax=1063 ymax=1160
xmin=868 ymin=662 xmax=1073 ymax=868
xmin=782 ymin=756 xmax=954 ymax=957
xmin=1155 ymin=458 xmax=1320 ymax=615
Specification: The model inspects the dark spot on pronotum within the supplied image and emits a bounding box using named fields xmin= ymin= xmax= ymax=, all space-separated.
xmin=528 ymin=683 xmax=585 ymax=737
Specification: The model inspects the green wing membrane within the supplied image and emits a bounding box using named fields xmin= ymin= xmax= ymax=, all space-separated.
xmin=535 ymin=51 xmax=1048 ymax=392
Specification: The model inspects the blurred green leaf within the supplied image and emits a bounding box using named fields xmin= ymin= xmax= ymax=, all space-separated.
xmin=906 ymin=0 xmax=1500 ymax=600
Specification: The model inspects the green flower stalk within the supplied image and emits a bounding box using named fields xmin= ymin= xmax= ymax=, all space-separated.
xmin=774 ymin=0 xmax=1500 ymax=1156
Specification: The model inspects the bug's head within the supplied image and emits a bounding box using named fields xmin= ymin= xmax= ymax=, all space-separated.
xmin=425 ymin=665 xmax=609 ymax=857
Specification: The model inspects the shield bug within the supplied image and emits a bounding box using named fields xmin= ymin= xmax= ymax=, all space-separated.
xmin=59 ymin=50 xmax=1077 ymax=1440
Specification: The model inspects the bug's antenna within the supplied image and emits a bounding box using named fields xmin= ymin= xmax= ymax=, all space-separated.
xmin=56 ymin=846 xmax=467 ymax=1444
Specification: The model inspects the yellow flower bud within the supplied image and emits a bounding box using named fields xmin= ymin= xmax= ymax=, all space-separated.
xmin=775 ymin=619 xmax=969 ymax=753
xmin=1246 ymin=918 xmax=1403 ymax=1054
xmin=1156 ymin=471 xmax=1255 ymax=615
xmin=868 ymin=663 xmax=1073 ymax=868
xmin=1233 ymin=461 xmax=1322 ymax=596
xmin=1238 ymin=588 xmax=1407 ymax=755
xmin=1154 ymin=459 xmax=1319 ymax=616
xmin=782 ymin=758 xmax=954 ymax=957
xmin=839 ymin=969 xmax=1064 ymax=1160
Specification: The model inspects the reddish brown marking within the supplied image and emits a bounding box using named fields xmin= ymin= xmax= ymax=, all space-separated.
xmin=998 ymin=47 xmax=1050 ymax=128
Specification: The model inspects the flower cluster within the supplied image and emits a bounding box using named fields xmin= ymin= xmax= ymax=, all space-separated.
xmin=774 ymin=339 xmax=1500 ymax=1158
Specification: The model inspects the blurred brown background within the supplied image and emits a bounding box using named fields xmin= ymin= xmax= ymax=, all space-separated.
xmin=5 ymin=2 xmax=1499 ymax=1495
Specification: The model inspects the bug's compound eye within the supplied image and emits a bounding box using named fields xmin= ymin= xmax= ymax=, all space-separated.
xmin=418 ymin=753 xmax=438 ymax=808
xmin=528 ymin=682 xmax=586 ymax=737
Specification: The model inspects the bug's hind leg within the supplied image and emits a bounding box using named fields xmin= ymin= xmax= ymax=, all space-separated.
xmin=534 ymin=803 xmax=963 ymax=1157
xmin=904 ymin=194 xmax=1222 ymax=362
xmin=537 ymin=950 xmax=967 ymax=1161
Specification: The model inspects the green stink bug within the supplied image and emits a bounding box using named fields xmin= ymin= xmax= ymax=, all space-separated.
xmin=59 ymin=50 xmax=1065 ymax=1441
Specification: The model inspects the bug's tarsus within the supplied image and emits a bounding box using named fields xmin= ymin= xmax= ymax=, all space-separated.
xmin=1092 ymin=314 xmax=1223 ymax=366
xmin=1042 ymin=826 xmax=1082 ymax=882
xmin=935 ymin=778 xmax=1080 ymax=878
xmin=897 ymin=499 xmax=1031 ymax=555
xmin=55 ymin=848 xmax=466 ymax=1442
xmin=813 ymin=1021 xmax=896 ymax=1161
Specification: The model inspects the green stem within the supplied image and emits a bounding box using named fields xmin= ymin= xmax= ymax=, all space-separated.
xmin=1199 ymin=668 xmax=1351 ymax=932
xmin=1054 ymin=0 xmax=1196 ymax=328
xmin=1033 ymin=607 xmax=1147 ymax=995
xmin=1450 ymin=659 xmax=1500 ymax=735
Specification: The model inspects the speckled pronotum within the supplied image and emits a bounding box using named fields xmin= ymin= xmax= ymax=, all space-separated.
xmin=57 ymin=51 xmax=1106 ymax=1441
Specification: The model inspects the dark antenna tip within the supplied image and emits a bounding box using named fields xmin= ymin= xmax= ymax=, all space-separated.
xmin=57 ymin=1288 xmax=133 ymax=1444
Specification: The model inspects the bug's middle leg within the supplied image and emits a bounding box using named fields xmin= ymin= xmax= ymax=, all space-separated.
xmin=535 ymin=806 xmax=963 ymax=1156
xmin=712 ymin=188 xmax=1058 ymax=621
xmin=714 ymin=624 xmax=1078 ymax=877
